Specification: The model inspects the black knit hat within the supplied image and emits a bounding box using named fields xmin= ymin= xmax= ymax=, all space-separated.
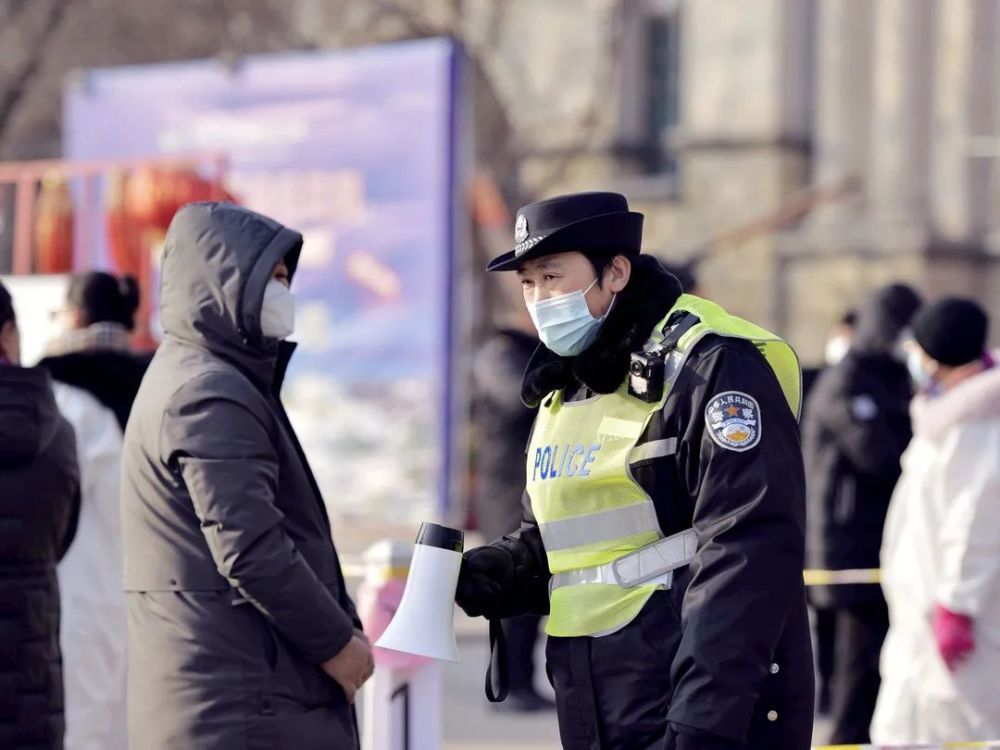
xmin=912 ymin=297 xmax=989 ymax=366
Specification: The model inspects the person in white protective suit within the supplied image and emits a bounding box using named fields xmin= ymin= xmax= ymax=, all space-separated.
xmin=50 ymin=385 xmax=128 ymax=750
xmin=872 ymin=297 xmax=1000 ymax=744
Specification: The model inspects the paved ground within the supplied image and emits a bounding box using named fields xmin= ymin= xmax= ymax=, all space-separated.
xmin=441 ymin=633 xmax=561 ymax=750
xmin=438 ymin=633 xmax=832 ymax=750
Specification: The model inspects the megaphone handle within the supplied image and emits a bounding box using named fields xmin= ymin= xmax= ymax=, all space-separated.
xmin=485 ymin=618 xmax=509 ymax=703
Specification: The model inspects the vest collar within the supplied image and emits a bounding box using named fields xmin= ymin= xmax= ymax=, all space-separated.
xmin=521 ymin=254 xmax=683 ymax=407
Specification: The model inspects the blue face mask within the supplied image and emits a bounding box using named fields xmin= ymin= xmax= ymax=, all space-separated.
xmin=527 ymin=278 xmax=613 ymax=357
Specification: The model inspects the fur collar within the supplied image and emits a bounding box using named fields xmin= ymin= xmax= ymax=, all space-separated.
xmin=521 ymin=254 xmax=682 ymax=407
xmin=912 ymin=362 xmax=1000 ymax=442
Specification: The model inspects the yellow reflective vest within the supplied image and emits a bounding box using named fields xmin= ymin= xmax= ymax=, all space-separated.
xmin=526 ymin=294 xmax=801 ymax=638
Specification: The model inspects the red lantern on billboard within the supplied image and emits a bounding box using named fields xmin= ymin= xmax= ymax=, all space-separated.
xmin=123 ymin=165 xmax=235 ymax=234
xmin=103 ymin=163 xmax=236 ymax=351
xmin=124 ymin=165 xmax=171 ymax=230
xmin=105 ymin=165 xmax=236 ymax=277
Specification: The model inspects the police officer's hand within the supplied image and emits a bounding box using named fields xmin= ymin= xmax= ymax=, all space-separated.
xmin=322 ymin=635 xmax=374 ymax=705
xmin=455 ymin=546 xmax=512 ymax=619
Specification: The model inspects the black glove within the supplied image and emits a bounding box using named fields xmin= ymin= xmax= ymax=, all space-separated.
xmin=666 ymin=723 xmax=743 ymax=750
xmin=455 ymin=546 xmax=514 ymax=619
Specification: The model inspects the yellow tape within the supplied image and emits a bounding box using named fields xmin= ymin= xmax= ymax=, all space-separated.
xmin=803 ymin=568 xmax=881 ymax=586
xmin=345 ymin=563 xmax=884 ymax=586
xmin=345 ymin=564 xmax=883 ymax=585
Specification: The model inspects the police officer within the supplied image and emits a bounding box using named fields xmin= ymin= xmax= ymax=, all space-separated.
xmin=455 ymin=192 xmax=814 ymax=749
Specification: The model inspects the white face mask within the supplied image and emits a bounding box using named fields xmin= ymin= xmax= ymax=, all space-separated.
xmin=824 ymin=335 xmax=851 ymax=367
xmin=527 ymin=278 xmax=612 ymax=357
xmin=260 ymin=279 xmax=295 ymax=340
xmin=906 ymin=347 xmax=937 ymax=392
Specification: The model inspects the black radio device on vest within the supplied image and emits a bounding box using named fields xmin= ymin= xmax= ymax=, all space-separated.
xmin=628 ymin=312 xmax=700 ymax=403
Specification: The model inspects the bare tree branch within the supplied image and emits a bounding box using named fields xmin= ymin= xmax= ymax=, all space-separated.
xmin=367 ymin=0 xmax=626 ymax=199
xmin=531 ymin=3 xmax=627 ymax=195
xmin=370 ymin=0 xmax=440 ymax=38
xmin=0 ymin=0 xmax=29 ymax=29
xmin=0 ymin=0 xmax=71 ymax=146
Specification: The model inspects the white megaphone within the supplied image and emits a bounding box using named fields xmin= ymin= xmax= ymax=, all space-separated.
xmin=375 ymin=522 xmax=464 ymax=663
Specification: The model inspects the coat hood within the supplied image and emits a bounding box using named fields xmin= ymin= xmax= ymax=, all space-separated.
xmin=159 ymin=202 xmax=302 ymax=388
xmin=852 ymin=284 xmax=922 ymax=356
xmin=0 ymin=366 xmax=62 ymax=469
xmin=912 ymin=363 xmax=1000 ymax=442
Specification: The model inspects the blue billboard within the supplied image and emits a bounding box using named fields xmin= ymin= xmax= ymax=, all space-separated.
xmin=65 ymin=39 xmax=461 ymax=523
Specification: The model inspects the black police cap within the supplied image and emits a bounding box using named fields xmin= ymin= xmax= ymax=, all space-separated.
xmin=486 ymin=191 xmax=644 ymax=272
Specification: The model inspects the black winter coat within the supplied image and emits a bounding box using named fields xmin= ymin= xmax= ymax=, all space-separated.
xmin=802 ymin=285 xmax=918 ymax=609
xmin=472 ymin=257 xmax=814 ymax=749
xmin=0 ymin=366 xmax=80 ymax=750
xmin=122 ymin=203 xmax=361 ymax=750
xmin=39 ymin=349 xmax=151 ymax=431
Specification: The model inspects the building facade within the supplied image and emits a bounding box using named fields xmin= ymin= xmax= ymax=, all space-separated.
xmin=2 ymin=0 xmax=998 ymax=360
xmin=299 ymin=0 xmax=1000 ymax=361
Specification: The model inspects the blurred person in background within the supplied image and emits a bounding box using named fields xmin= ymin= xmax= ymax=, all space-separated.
xmin=0 ymin=280 xmax=81 ymax=749
xmin=457 ymin=192 xmax=813 ymax=750
xmin=37 ymin=271 xmax=152 ymax=750
xmin=823 ymin=310 xmax=857 ymax=369
xmin=659 ymin=259 xmax=701 ymax=296
xmin=803 ymin=307 xmax=856 ymax=716
xmin=470 ymin=305 xmax=554 ymax=713
xmin=40 ymin=271 xmax=151 ymax=429
xmin=872 ymin=298 xmax=999 ymax=743
xmin=802 ymin=283 xmax=921 ymax=744
xmin=802 ymin=309 xmax=857 ymax=409
xmin=122 ymin=202 xmax=370 ymax=749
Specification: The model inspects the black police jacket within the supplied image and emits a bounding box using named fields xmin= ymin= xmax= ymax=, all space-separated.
xmin=479 ymin=256 xmax=814 ymax=749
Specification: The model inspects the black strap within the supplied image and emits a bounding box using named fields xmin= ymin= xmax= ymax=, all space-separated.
xmin=658 ymin=311 xmax=701 ymax=354
xmin=485 ymin=618 xmax=509 ymax=703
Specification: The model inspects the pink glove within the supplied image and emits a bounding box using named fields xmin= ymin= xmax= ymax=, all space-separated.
xmin=933 ymin=604 xmax=975 ymax=672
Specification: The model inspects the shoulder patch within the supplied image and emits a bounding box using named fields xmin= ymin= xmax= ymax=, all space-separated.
xmin=705 ymin=391 xmax=762 ymax=452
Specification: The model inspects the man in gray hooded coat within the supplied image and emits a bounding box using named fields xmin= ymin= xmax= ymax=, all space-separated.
xmin=122 ymin=202 xmax=372 ymax=749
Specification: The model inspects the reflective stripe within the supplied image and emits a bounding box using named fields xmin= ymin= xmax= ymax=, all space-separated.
xmin=550 ymin=528 xmax=698 ymax=590
xmin=613 ymin=527 xmax=698 ymax=586
xmin=539 ymin=502 xmax=660 ymax=552
xmin=629 ymin=437 xmax=678 ymax=464
xmin=551 ymin=566 xmax=675 ymax=590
